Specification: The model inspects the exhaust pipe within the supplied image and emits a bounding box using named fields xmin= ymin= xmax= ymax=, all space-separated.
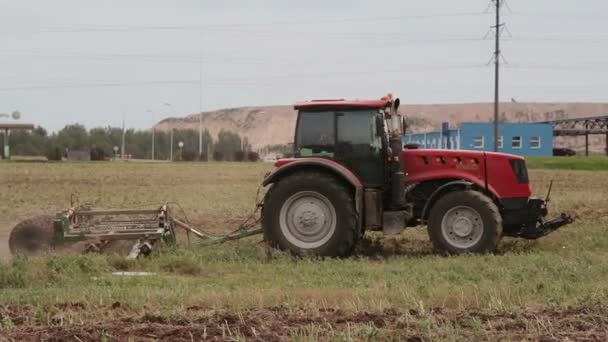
xmin=389 ymin=98 xmax=406 ymax=209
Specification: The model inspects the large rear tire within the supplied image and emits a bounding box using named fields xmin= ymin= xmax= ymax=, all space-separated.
xmin=262 ymin=171 xmax=358 ymax=257
xmin=9 ymin=215 xmax=56 ymax=256
xmin=428 ymin=190 xmax=502 ymax=254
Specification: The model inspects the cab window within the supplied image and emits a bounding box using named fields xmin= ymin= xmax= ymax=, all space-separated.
xmin=295 ymin=111 xmax=335 ymax=157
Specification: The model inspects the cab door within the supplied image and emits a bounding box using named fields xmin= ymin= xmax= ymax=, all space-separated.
xmin=334 ymin=110 xmax=385 ymax=187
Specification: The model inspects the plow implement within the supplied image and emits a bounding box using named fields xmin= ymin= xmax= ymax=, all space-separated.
xmin=9 ymin=203 xmax=263 ymax=258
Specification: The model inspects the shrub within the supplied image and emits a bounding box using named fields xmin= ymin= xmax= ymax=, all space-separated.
xmin=247 ymin=152 xmax=260 ymax=162
xmin=234 ymin=151 xmax=246 ymax=161
xmin=90 ymin=146 xmax=106 ymax=161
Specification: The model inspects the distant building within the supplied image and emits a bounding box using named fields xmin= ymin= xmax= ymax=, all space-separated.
xmin=403 ymin=122 xmax=553 ymax=156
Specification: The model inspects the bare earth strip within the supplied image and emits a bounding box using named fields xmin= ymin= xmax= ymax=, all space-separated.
xmin=2 ymin=304 xmax=608 ymax=341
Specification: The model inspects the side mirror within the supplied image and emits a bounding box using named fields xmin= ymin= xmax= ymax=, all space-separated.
xmin=402 ymin=117 xmax=408 ymax=136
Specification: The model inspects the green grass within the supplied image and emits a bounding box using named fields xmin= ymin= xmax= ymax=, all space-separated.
xmin=1 ymin=162 xmax=608 ymax=339
xmin=1 ymin=223 xmax=608 ymax=313
xmin=527 ymin=156 xmax=608 ymax=171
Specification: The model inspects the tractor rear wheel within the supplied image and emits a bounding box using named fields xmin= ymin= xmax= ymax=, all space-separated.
xmin=428 ymin=190 xmax=502 ymax=254
xmin=9 ymin=215 xmax=56 ymax=256
xmin=263 ymin=171 xmax=358 ymax=257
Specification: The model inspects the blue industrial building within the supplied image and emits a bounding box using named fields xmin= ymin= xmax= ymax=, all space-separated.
xmin=403 ymin=122 xmax=553 ymax=156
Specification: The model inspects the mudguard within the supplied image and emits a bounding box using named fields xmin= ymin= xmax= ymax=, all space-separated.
xmin=262 ymin=158 xmax=363 ymax=217
xmin=420 ymin=180 xmax=474 ymax=223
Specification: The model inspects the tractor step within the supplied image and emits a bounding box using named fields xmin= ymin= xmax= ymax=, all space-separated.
xmin=382 ymin=209 xmax=413 ymax=236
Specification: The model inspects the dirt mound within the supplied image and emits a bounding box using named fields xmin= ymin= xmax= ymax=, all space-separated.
xmin=154 ymin=102 xmax=608 ymax=152
xmin=2 ymin=304 xmax=607 ymax=341
xmin=155 ymin=105 xmax=297 ymax=151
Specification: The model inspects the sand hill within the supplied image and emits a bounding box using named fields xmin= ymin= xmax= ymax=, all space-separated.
xmin=154 ymin=102 xmax=608 ymax=153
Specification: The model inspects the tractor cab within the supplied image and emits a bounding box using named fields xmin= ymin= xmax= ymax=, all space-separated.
xmin=293 ymin=100 xmax=388 ymax=187
xmin=292 ymin=95 xmax=405 ymax=189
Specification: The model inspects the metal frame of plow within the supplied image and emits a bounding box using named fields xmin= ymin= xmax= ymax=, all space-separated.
xmin=170 ymin=216 xmax=262 ymax=246
xmin=53 ymin=204 xmax=263 ymax=257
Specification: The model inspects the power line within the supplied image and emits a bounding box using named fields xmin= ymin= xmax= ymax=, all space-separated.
xmin=0 ymin=12 xmax=488 ymax=35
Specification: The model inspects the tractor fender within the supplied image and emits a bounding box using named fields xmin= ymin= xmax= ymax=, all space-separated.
xmin=262 ymin=158 xmax=363 ymax=217
xmin=420 ymin=180 xmax=476 ymax=223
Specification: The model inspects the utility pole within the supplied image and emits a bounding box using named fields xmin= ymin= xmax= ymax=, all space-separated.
xmin=151 ymin=128 xmax=155 ymax=160
xmin=163 ymin=102 xmax=175 ymax=161
xmin=198 ymin=54 xmax=204 ymax=158
xmin=170 ymin=129 xmax=174 ymax=161
xmin=147 ymin=109 xmax=155 ymax=160
xmin=492 ymin=0 xmax=504 ymax=152
xmin=121 ymin=117 xmax=126 ymax=159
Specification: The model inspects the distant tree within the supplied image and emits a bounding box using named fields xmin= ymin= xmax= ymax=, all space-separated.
xmin=247 ymin=151 xmax=260 ymax=162
xmin=55 ymin=124 xmax=89 ymax=151
xmin=213 ymin=151 xmax=224 ymax=161
xmin=9 ymin=126 xmax=49 ymax=156
xmin=3 ymin=123 xmax=218 ymax=161
xmin=90 ymin=146 xmax=106 ymax=161
xmin=234 ymin=151 xmax=246 ymax=161
xmin=166 ymin=128 xmax=213 ymax=161
xmin=48 ymin=146 xmax=63 ymax=161
xmin=214 ymin=130 xmax=241 ymax=161
xmin=181 ymin=147 xmax=197 ymax=161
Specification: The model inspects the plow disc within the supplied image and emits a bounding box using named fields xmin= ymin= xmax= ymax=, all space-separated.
xmin=9 ymin=215 xmax=56 ymax=256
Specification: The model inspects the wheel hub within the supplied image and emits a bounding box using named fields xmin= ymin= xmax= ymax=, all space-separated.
xmin=297 ymin=209 xmax=321 ymax=228
xmin=452 ymin=217 xmax=474 ymax=237
xmin=440 ymin=206 xmax=484 ymax=249
xmin=279 ymin=191 xmax=336 ymax=249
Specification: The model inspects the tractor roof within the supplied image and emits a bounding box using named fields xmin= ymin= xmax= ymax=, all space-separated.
xmin=294 ymin=97 xmax=392 ymax=111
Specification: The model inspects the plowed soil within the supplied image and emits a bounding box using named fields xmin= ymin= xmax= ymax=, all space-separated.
xmin=2 ymin=304 xmax=608 ymax=341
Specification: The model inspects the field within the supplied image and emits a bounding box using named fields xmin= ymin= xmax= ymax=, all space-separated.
xmin=1 ymin=161 xmax=608 ymax=341
xmin=527 ymin=156 xmax=608 ymax=171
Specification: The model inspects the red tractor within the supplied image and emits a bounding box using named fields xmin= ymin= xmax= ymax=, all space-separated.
xmin=261 ymin=95 xmax=573 ymax=256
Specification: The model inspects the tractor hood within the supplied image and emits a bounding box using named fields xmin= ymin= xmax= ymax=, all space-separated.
xmin=403 ymin=149 xmax=531 ymax=199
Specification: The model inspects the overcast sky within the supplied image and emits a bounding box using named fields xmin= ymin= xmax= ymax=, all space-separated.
xmin=0 ymin=0 xmax=606 ymax=131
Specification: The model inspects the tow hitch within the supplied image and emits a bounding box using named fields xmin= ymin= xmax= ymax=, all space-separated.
xmin=506 ymin=181 xmax=575 ymax=240
xmin=520 ymin=213 xmax=574 ymax=240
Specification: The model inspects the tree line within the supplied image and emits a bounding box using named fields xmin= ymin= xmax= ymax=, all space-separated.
xmin=1 ymin=124 xmax=259 ymax=161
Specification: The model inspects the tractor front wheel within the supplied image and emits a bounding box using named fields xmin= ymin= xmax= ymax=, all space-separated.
xmin=262 ymin=171 xmax=358 ymax=257
xmin=428 ymin=190 xmax=502 ymax=254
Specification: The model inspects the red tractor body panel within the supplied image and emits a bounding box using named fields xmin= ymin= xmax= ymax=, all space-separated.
xmin=403 ymin=149 xmax=532 ymax=199
xmin=271 ymin=149 xmax=532 ymax=201
xmin=484 ymin=152 xmax=531 ymax=198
